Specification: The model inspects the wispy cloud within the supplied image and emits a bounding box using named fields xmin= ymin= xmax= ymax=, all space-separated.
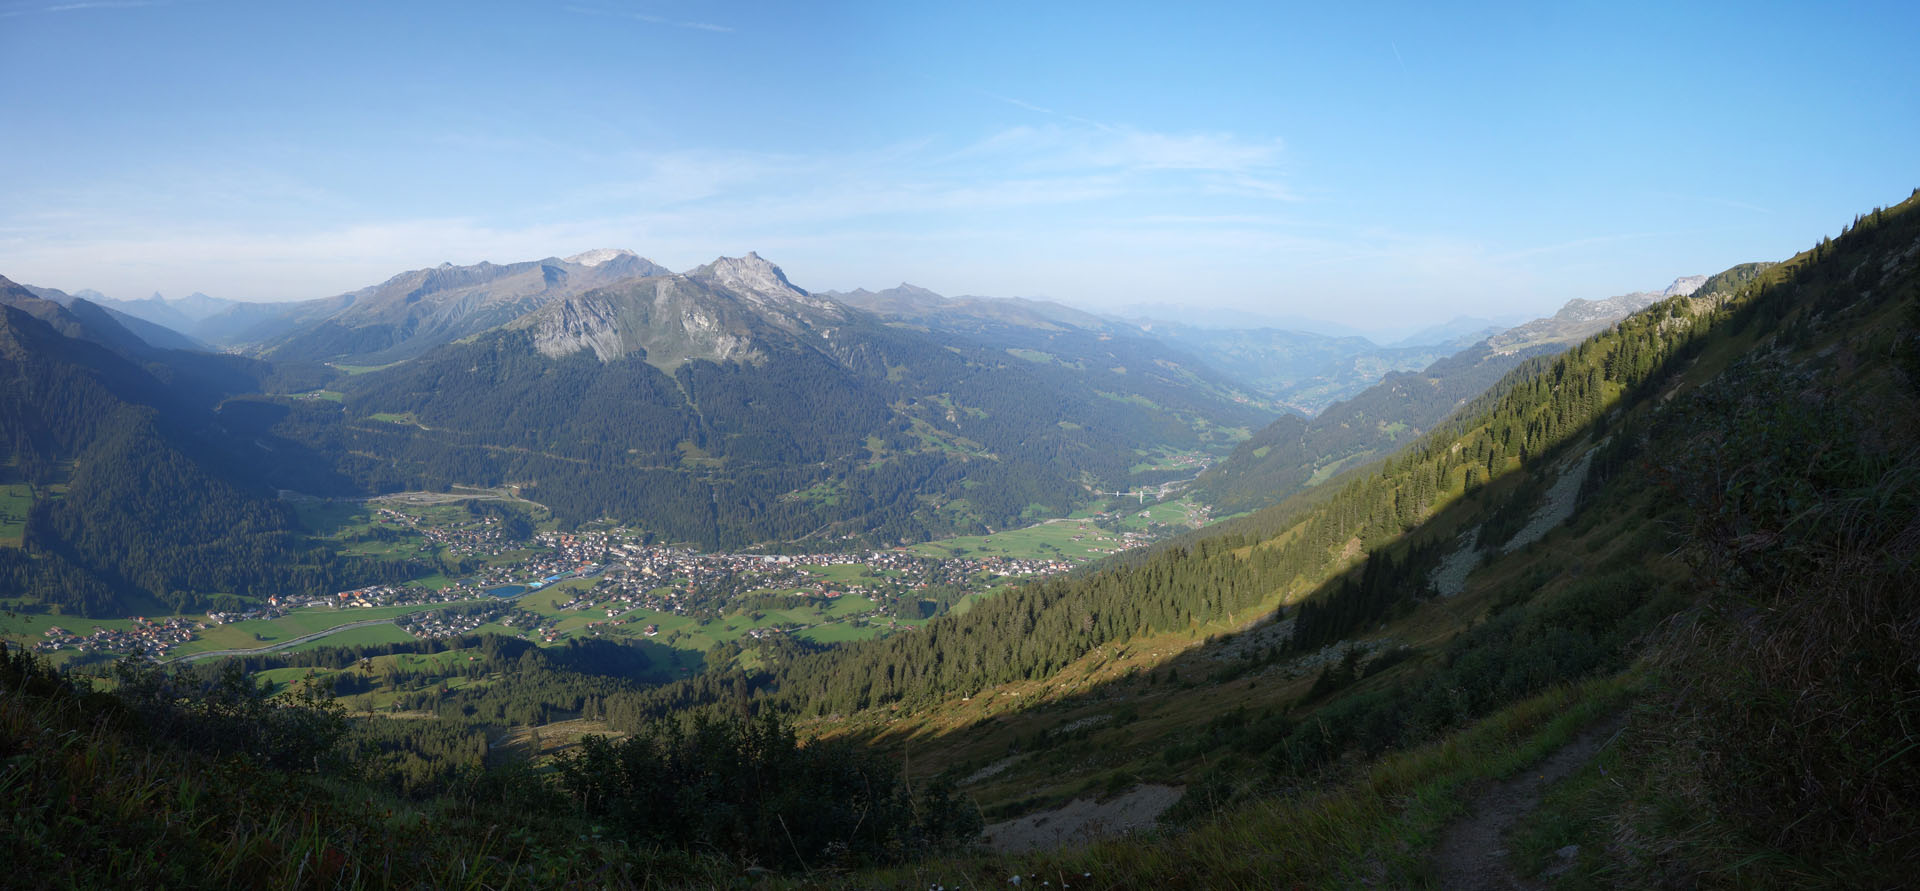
xmin=562 ymin=4 xmax=733 ymax=33
xmin=0 ymin=111 xmax=1314 ymax=308
xmin=0 ymin=112 xmax=1311 ymax=303
xmin=943 ymin=84 xmax=1290 ymax=199
xmin=533 ymin=119 xmax=1294 ymax=228
xmin=984 ymin=92 xmax=1053 ymax=114
xmin=2 ymin=0 xmax=165 ymax=17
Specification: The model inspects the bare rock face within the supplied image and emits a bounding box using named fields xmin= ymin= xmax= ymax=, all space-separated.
xmin=687 ymin=253 xmax=846 ymax=319
xmin=262 ymin=250 xmax=672 ymax=362
xmin=1483 ymin=275 xmax=1706 ymax=354
xmin=1548 ymin=291 xmax=1665 ymax=325
xmin=526 ymin=294 xmax=629 ymax=362
xmin=517 ymin=276 xmax=768 ymax=370
xmin=1662 ymin=274 xmax=1709 ymax=298
xmin=689 ymin=252 xmax=806 ymax=302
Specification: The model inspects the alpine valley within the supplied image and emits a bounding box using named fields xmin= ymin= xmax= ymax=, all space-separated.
xmin=5 ymin=193 xmax=1918 ymax=889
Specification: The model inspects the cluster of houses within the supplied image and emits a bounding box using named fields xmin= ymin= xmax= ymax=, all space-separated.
xmin=556 ymin=538 xmax=1085 ymax=630
xmin=270 ymin=584 xmax=477 ymax=612
xmin=373 ymin=508 xmax=515 ymax=557
xmin=20 ymin=495 xmax=1213 ymax=664
xmin=397 ymin=604 xmax=531 ymax=641
xmin=34 ymin=616 xmax=201 ymax=658
xmin=207 ymin=605 xmax=289 ymax=624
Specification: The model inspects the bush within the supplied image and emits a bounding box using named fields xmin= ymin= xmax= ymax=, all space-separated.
xmin=553 ymin=711 xmax=981 ymax=869
xmin=1649 ymin=367 xmax=1920 ymax=881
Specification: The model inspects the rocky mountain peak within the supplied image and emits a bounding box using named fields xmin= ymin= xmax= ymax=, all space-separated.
xmin=1662 ymin=275 xmax=1708 ymax=298
xmin=689 ymin=252 xmax=810 ymax=303
xmin=889 ymin=282 xmax=943 ymax=301
xmin=1550 ymin=292 xmax=1662 ymax=324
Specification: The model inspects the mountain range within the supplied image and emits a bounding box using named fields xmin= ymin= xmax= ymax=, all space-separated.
xmin=0 ymin=254 xmax=1276 ymax=612
xmin=5 ymin=243 xmax=1722 ymax=615
xmin=6 ymin=190 xmax=1917 ymax=888
xmin=1192 ymin=273 xmax=1765 ymax=513
xmin=0 ymin=276 xmax=409 ymax=617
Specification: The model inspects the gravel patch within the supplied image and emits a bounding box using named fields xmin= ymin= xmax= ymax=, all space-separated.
xmin=982 ymin=784 xmax=1185 ymax=854
xmin=1206 ymin=616 xmax=1295 ymax=662
xmin=965 ymin=754 xmax=1028 ymax=786
xmin=1499 ymin=448 xmax=1596 ymax=554
xmin=1431 ymin=527 xmax=1482 ymax=598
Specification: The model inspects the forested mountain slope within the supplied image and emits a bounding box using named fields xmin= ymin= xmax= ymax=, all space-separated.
xmin=244 ymin=257 xmax=1269 ymax=548
xmin=1192 ymin=272 xmax=1761 ymax=514
xmin=825 ymin=283 xmax=1274 ymax=420
xmin=7 ymin=192 xmax=1918 ymax=888
xmin=17 ymin=282 xmax=212 ymax=351
xmin=0 ymin=288 xmax=416 ymax=617
xmin=397 ymin=190 xmax=1916 ymax=881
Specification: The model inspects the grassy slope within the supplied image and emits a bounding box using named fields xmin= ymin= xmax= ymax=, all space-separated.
xmin=805 ymin=191 xmax=1920 ymax=884
xmin=848 ymin=675 xmax=1638 ymax=890
xmin=9 ymin=194 xmax=1915 ymax=888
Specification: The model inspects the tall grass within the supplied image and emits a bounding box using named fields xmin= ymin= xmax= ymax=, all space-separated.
xmin=838 ymin=673 xmax=1635 ymax=890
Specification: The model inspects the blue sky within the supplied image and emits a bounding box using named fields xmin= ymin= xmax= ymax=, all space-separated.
xmin=1 ymin=0 xmax=1914 ymax=334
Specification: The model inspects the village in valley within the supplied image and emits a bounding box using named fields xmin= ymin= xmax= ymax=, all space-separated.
xmin=15 ymin=488 xmax=1211 ymax=666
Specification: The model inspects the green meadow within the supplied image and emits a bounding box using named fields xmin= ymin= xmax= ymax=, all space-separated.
xmin=0 ymin=482 xmax=32 ymax=547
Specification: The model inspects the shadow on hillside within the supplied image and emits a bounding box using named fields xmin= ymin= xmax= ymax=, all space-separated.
xmin=854 ymin=441 xmax=1593 ymax=809
xmin=828 ymin=261 xmax=1822 ymax=820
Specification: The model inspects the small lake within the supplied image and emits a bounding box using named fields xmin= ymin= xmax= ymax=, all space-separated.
xmin=487 ymin=584 xmax=527 ymax=598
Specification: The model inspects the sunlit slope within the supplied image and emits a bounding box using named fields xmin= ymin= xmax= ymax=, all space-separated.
xmin=590 ymin=191 xmax=1919 ymax=832
xmin=7 ymin=189 xmax=1915 ymax=890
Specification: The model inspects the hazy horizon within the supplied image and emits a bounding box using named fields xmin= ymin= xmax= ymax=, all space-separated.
xmin=3 ymin=0 xmax=1915 ymax=331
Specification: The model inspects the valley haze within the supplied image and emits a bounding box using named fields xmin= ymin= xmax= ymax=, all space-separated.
xmin=1 ymin=2 xmax=1915 ymax=888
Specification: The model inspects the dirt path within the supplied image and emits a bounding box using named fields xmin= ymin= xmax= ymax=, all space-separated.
xmin=1432 ymin=714 xmax=1624 ymax=890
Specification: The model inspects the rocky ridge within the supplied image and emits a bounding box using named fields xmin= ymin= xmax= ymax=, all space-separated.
xmin=1486 ymin=275 xmax=1702 ymax=353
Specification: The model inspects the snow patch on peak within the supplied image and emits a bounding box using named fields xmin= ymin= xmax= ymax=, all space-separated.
xmin=565 ymin=248 xmax=639 ymax=267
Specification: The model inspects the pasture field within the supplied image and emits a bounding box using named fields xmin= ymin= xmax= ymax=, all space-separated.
xmin=252 ymin=666 xmax=339 ymax=694
xmin=171 ymin=603 xmax=461 ymax=655
xmin=0 ymin=612 xmax=145 ymax=663
xmin=907 ymin=516 xmax=1124 ymax=561
xmin=0 ymin=611 xmax=142 ymax=638
xmin=0 ymin=482 xmax=32 ymax=547
xmin=796 ymin=621 xmax=882 ymax=645
xmin=1126 ymin=447 xmax=1211 ymax=475
xmin=29 ymin=480 xmax=1185 ymax=685
xmin=283 ymin=622 xmax=415 ymax=653
xmin=1113 ymin=496 xmax=1208 ymax=529
xmin=289 ymin=498 xmax=371 ymax=535
xmin=329 ymin=362 xmax=399 ymax=375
